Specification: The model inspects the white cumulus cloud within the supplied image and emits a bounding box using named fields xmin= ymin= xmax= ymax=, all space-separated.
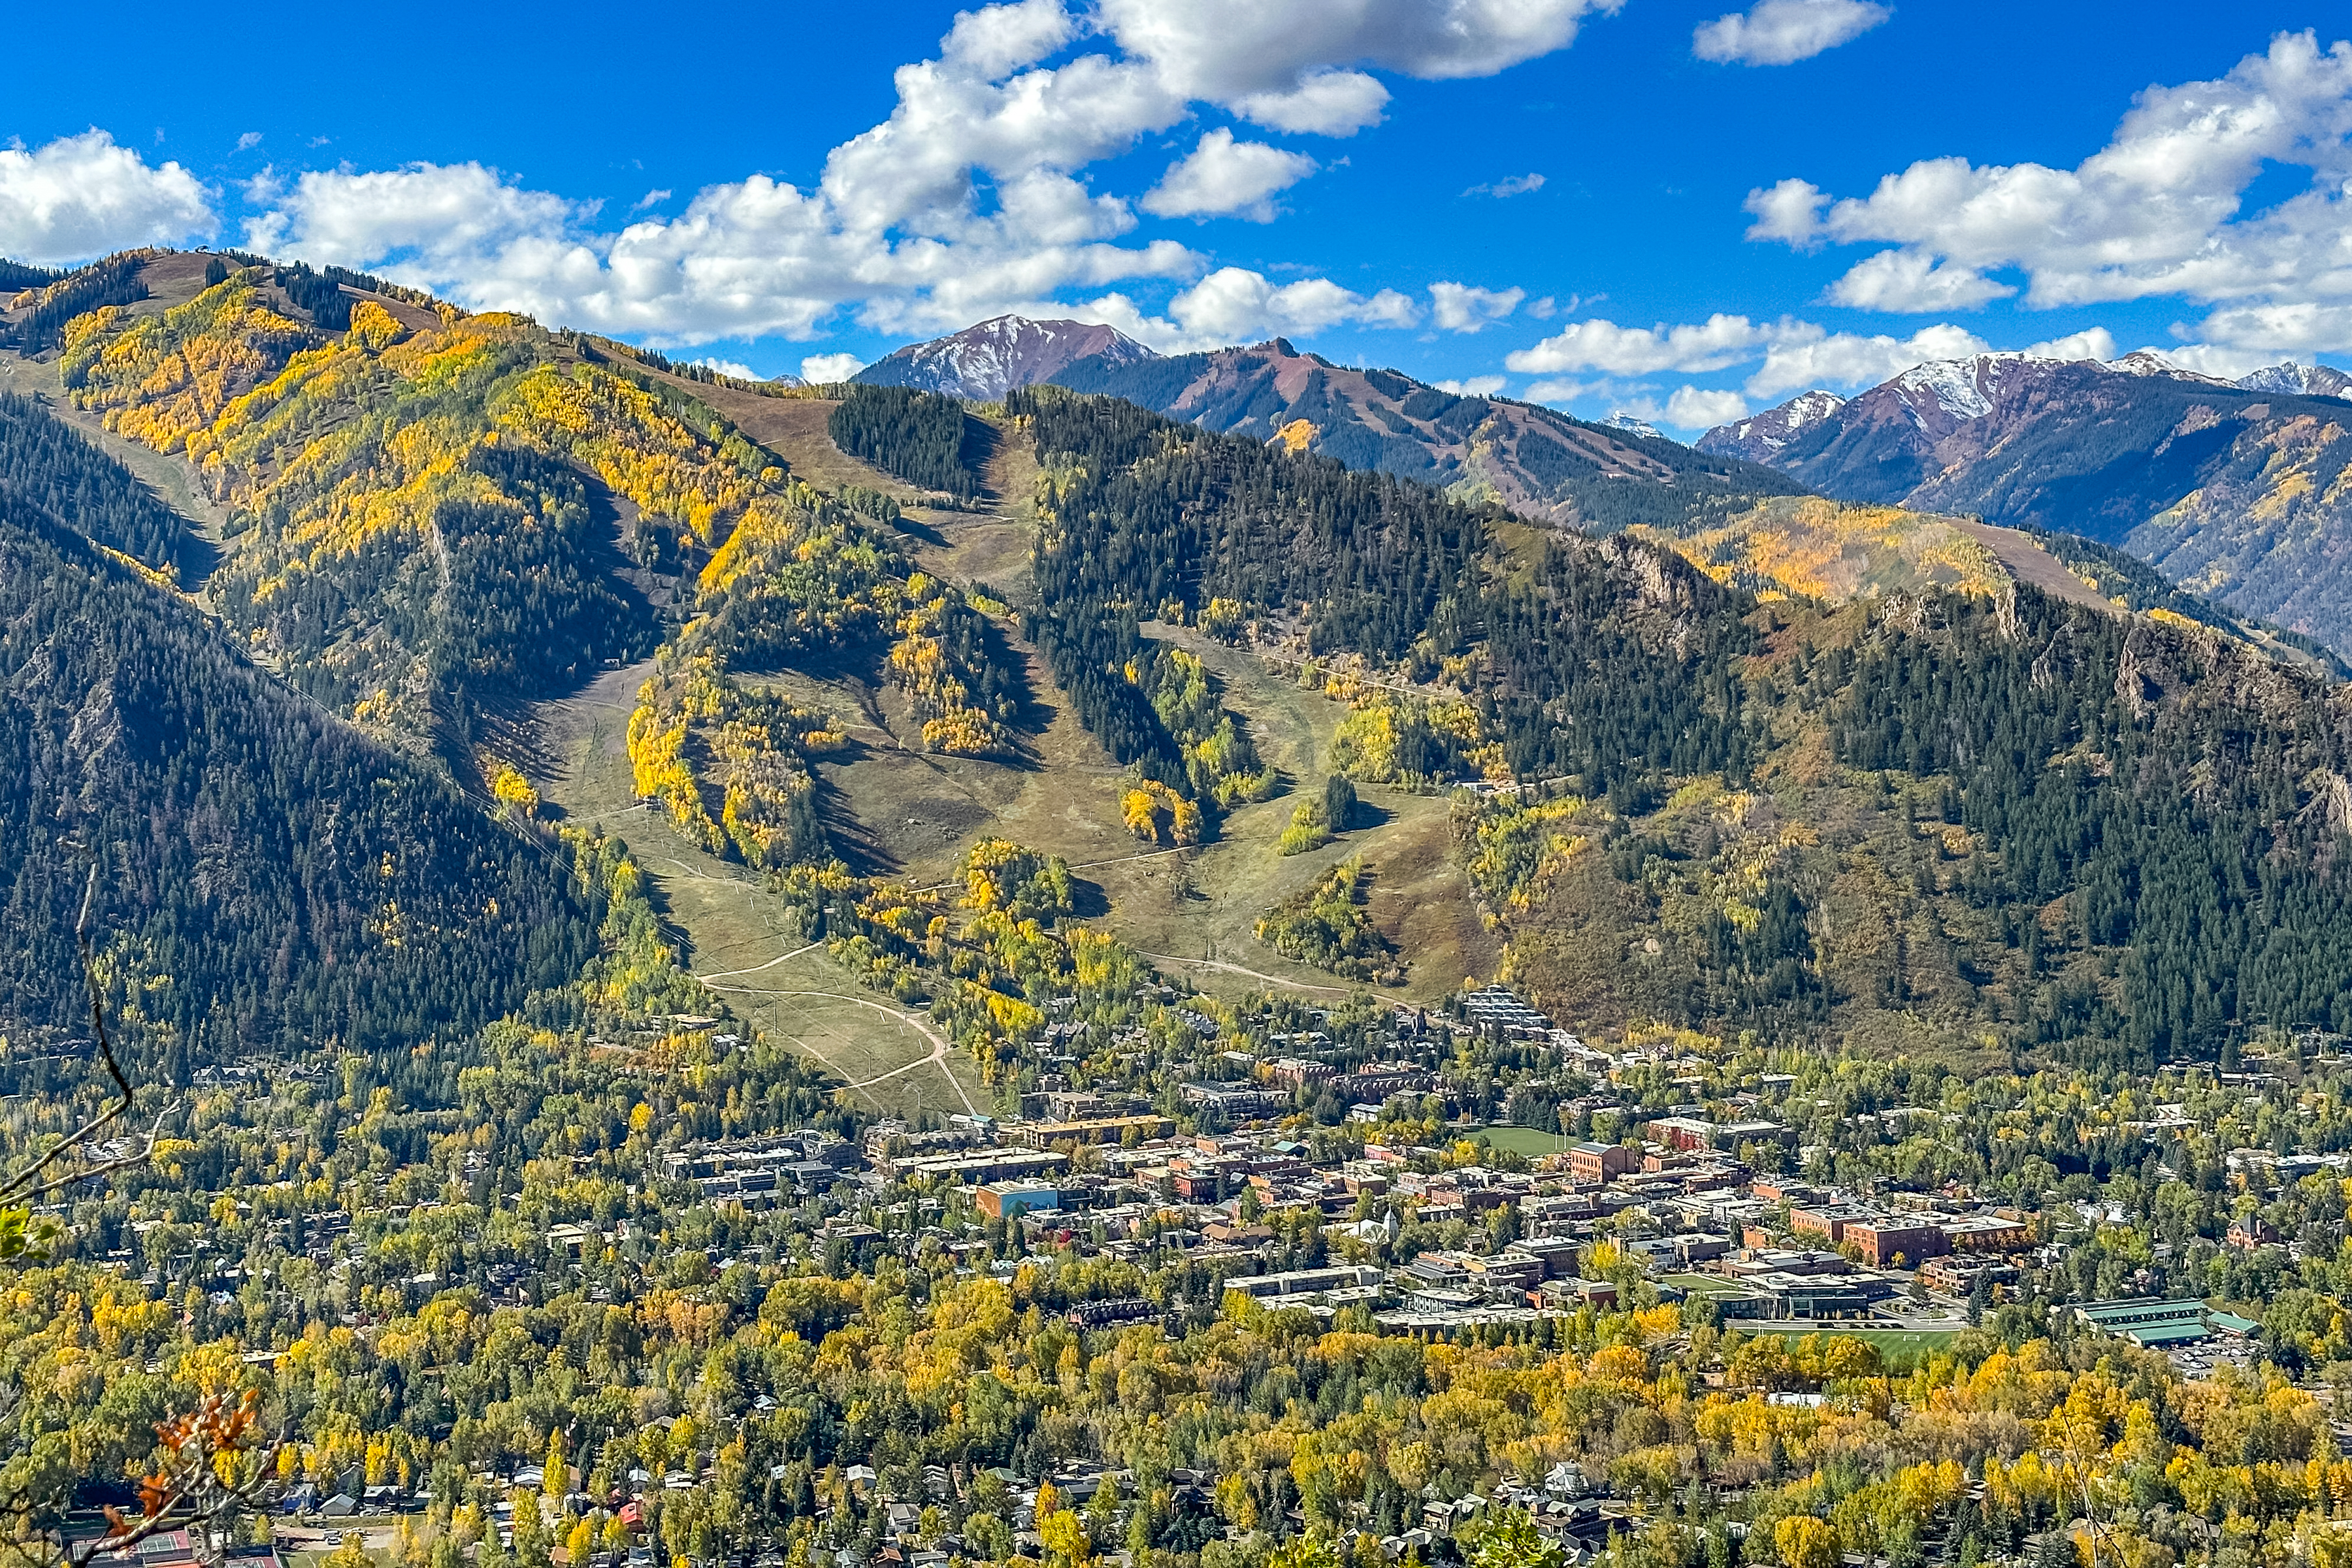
xmin=1522 ymin=378 xmax=1603 ymax=403
xmin=220 ymin=0 xmax=1599 ymax=349
xmin=1693 ymin=0 xmax=1889 ymax=66
xmin=0 ymin=131 xmax=214 ymax=266
xmin=1433 ymin=375 xmax=1506 ymax=395
xmin=801 ymin=352 xmax=867 ymax=383
xmin=1744 ymin=31 xmax=2352 ymax=357
xmin=942 ymin=0 xmax=1079 ymax=79
xmin=245 ymin=161 xmax=587 ymax=283
xmin=1098 ymin=0 xmax=1622 ymax=134
xmin=1827 ymin=247 xmax=2016 ymax=312
xmin=1505 ymin=314 xmax=1774 ymax=375
xmin=1140 ymin=129 xmax=1318 ymax=221
xmin=2190 ymin=300 xmax=2352 ymax=359
xmin=2021 ymin=327 xmax=2117 ymax=363
xmin=1742 ymin=177 xmax=1828 ymax=244
xmin=1429 ymin=281 xmax=1525 ymax=331
xmin=1108 ymin=265 xmax=1420 ymax=348
xmin=1743 ymin=322 xmax=1990 ymax=399
xmin=245 ymin=157 xmax=1196 ymax=345
xmin=1665 ymin=385 xmax=1750 ymax=427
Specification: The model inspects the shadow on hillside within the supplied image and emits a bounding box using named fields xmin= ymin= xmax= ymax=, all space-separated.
xmin=813 ymin=769 xmax=897 ymax=878
xmin=173 ymin=528 xmax=220 ymax=589
xmin=1068 ymin=875 xmax=1111 ymax=920
xmin=889 ymin=513 xmax=948 ymax=549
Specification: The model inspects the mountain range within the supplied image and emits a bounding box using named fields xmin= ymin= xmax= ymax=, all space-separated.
xmin=1703 ymin=351 xmax=2352 ymax=654
xmin=845 ymin=315 xmax=1807 ymax=532
xmin=1045 ymin=333 xmax=1809 ymax=532
xmin=7 ymin=250 xmax=2352 ymax=1081
xmin=849 ymin=314 xmax=2352 ymax=660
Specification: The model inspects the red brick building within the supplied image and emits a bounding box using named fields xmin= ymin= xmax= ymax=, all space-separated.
xmin=1842 ymin=1218 xmax=1951 ymax=1268
xmin=1568 ymin=1141 xmax=1638 ymax=1183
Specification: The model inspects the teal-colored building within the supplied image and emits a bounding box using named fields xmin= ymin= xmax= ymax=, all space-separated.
xmin=2072 ymin=1299 xmax=2242 ymax=1348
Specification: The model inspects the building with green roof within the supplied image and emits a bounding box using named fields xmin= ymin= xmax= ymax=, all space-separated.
xmin=2072 ymin=1299 xmax=2222 ymax=1348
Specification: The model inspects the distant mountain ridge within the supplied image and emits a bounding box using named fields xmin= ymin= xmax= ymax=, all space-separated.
xmin=851 ymin=315 xmax=1154 ymax=400
xmin=1701 ymin=350 xmax=2352 ymax=654
xmin=1699 ymin=389 xmax=1845 ymax=463
xmin=2234 ymin=361 xmax=2352 ymax=397
xmin=1048 ymin=333 xmax=1808 ymax=532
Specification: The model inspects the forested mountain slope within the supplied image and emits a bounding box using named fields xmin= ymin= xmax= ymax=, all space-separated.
xmin=1629 ymin=494 xmax=2347 ymax=678
xmin=1009 ymin=385 xmax=2352 ymax=1066
xmin=1048 ymin=335 xmax=1806 ymax=531
xmin=0 ymin=408 xmax=601 ymax=1074
xmin=16 ymin=247 xmax=2352 ymax=1075
xmin=5 ymin=253 xmax=1022 ymax=875
xmin=45 ymin=269 xmax=691 ymax=738
xmin=1703 ymin=353 xmax=2352 ymax=658
xmin=0 ymin=389 xmax=187 ymax=571
xmin=826 ymin=383 xmax=996 ymax=499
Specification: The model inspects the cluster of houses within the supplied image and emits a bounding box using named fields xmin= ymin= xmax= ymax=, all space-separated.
xmin=640 ymin=1085 xmax=2050 ymax=1337
xmin=195 ymin=982 xmax=2315 ymax=1564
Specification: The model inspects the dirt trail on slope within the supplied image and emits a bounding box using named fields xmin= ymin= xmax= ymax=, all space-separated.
xmin=1951 ymin=520 xmax=2113 ymax=613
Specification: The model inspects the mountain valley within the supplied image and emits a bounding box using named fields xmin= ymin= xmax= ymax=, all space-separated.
xmin=22 ymin=15 xmax=2352 ymax=1568
xmin=4 ymin=235 xmax=2352 ymax=1568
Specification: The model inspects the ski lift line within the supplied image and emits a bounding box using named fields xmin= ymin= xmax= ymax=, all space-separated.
xmin=719 ymin=994 xmax=857 ymax=1088
xmin=755 ymin=987 xmax=979 ymax=1115
xmin=694 ymin=941 xmax=825 ymax=983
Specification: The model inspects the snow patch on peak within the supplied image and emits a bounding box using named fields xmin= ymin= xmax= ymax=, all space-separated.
xmin=855 ymin=315 xmax=1156 ymax=399
xmin=2098 ymin=350 xmax=2232 ymax=386
xmin=1602 ymin=412 xmax=1662 ymax=440
xmin=2234 ymin=361 xmax=2352 ymax=399
xmin=1884 ymin=350 xmax=2076 ymax=429
xmin=1889 ymin=357 xmax=1999 ymax=423
xmin=1694 ymin=388 xmax=1845 ymax=461
xmin=2106 ymin=350 xmax=2181 ymax=377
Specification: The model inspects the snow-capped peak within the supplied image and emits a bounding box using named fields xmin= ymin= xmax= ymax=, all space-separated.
xmin=1695 ymin=389 xmax=1845 ymax=460
xmin=1777 ymin=389 xmax=1846 ymax=425
xmin=2093 ymin=349 xmax=2233 ymax=386
xmin=853 ymin=315 xmax=1156 ymax=400
xmin=2105 ymin=350 xmax=2181 ymax=377
xmin=1601 ymin=412 xmax=1662 ymax=440
xmin=2234 ymin=361 xmax=2352 ymax=399
xmin=1885 ymin=355 xmax=2024 ymax=424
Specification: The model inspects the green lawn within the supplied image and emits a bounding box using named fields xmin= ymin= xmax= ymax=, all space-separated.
xmin=1473 ymin=1124 xmax=1573 ymax=1156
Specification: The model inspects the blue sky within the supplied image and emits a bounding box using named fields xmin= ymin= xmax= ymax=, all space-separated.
xmin=5 ymin=0 xmax=2347 ymax=431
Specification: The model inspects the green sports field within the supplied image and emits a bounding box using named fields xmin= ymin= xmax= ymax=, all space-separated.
xmin=1473 ymin=1124 xmax=1573 ymax=1156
